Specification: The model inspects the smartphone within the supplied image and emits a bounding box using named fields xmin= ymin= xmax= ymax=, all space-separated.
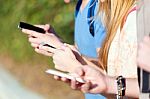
xmin=18 ymin=22 xmax=45 ymax=33
xmin=46 ymin=69 xmax=85 ymax=83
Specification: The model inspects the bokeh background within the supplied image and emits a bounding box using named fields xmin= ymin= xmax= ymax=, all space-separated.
xmin=0 ymin=0 xmax=83 ymax=99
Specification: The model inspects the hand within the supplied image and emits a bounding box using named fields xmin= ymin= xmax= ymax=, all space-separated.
xmin=52 ymin=46 xmax=82 ymax=73
xmin=72 ymin=66 xmax=107 ymax=94
xmin=35 ymin=44 xmax=56 ymax=57
xmin=22 ymin=24 xmax=63 ymax=56
xmin=64 ymin=44 xmax=87 ymax=65
xmin=53 ymin=66 xmax=107 ymax=94
xmin=137 ymin=36 xmax=150 ymax=72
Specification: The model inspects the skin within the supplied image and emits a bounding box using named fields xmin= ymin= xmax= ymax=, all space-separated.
xmin=73 ymin=66 xmax=139 ymax=98
xmin=52 ymin=0 xmax=142 ymax=98
xmin=52 ymin=45 xmax=83 ymax=72
xmin=64 ymin=0 xmax=71 ymax=3
xmin=22 ymin=24 xmax=64 ymax=56
xmin=49 ymin=45 xmax=139 ymax=98
xmin=52 ymin=35 xmax=150 ymax=98
xmin=137 ymin=36 xmax=150 ymax=72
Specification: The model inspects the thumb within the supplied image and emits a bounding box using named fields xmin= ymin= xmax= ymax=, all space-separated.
xmin=65 ymin=46 xmax=72 ymax=53
xmin=65 ymin=47 xmax=76 ymax=58
xmin=45 ymin=24 xmax=50 ymax=31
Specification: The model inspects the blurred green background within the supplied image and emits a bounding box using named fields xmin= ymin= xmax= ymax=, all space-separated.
xmin=0 ymin=0 xmax=83 ymax=99
xmin=0 ymin=0 xmax=74 ymax=63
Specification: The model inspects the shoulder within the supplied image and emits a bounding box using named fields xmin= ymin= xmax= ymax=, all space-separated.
xmin=123 ymin=6 xmax=137 ymax=33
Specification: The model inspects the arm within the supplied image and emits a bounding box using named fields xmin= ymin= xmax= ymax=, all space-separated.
xmin=38 ymin=42 xmax=103 ymax=73
xmin=106 ymin=76 xmax=139 ymax=98
xmin=74 ymin=43 xmax=101 ymax=66
xmin=71 ymin=66 xmax=139 ymax=98
xmin=50 ymin=46 xmax=139 ymax=97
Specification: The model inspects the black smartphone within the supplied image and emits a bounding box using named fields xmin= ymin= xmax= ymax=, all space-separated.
xmin=18 ymin=22 xmax=45 ymax=34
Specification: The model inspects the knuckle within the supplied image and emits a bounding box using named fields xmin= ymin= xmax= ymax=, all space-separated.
xmin=28 ymin=37 xmax=32 ymax=42
xmin=31 ymin=43 xmax=34 ymax=47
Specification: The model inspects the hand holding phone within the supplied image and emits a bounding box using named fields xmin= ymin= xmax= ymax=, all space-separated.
xmin=46 ymin=69 xmax=85 ymax=83
xmin=18 ymin=22 xmax=56 ymax=49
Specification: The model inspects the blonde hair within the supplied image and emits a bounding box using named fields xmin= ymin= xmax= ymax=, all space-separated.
xmin=98 ymin=0 xmax=136 ymax=71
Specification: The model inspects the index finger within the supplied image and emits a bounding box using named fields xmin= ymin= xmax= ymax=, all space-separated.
xmin=39 ymin=45 xmax=56 ymax=53
xmin=35 ymin=24 xmax=50 ymax=31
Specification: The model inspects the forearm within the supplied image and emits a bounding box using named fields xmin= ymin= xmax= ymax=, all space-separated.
xmin=80 ymin=56 xmax=106 ymax=74
xmin=72 ymin=45 xmax=104 ymax=72
xmin=106 ymin=76 xmax=139 ymax=98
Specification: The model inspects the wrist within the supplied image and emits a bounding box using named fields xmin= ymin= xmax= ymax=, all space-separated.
xmin=105 ymin=76 xmax=117 ymax=95
xmin=70 ymin=60 xmax=83 ymax=73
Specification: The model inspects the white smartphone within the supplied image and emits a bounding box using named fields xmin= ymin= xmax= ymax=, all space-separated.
xmin=45 ymin=69 xmax=85 ymax=83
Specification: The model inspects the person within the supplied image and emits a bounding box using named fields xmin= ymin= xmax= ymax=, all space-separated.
xmin=46 ymin=0 xmax=138 ymax=98
xmin=21 ymin=0 xmax=106 ymax=99
xmin=39 ymin=0 xmax=150 ymax=98
xmin=52 ymin=0 xmax=138 ymax=77
xmin=66 ymin=1 xmax=150 ymax=98
xmin=60 ymin=35 xmax=150 ymax=98
xmin=137 ymin=36 xmax=150 ymax=99
xmin=137 ymin=1 xmax=150 ymax=98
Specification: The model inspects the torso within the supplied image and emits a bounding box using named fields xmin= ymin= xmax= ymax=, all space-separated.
xmin=107 ymin=7 xmax=137 ymax=78
xmin=75 ymin=0 xmax=105 ymax=58
xmin=74 ymin=0 xmax=106 ymax=99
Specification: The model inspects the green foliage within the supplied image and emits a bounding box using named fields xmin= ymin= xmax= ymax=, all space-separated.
xmin=0 ymin=0 xmax=76 ymax=65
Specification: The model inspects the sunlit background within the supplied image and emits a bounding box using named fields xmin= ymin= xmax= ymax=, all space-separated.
xmin=0 ymin=0 xmax=83 ymax=99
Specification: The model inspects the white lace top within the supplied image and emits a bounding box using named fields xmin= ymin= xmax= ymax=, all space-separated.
xmin=107 ymin=8 xmax=137 ymax=78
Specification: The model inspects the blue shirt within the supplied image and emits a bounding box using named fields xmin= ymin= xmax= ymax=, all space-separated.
xmin=75 ymin=1 xmax=105 ymax=58
xmin=74 ymin=1 xmax=106 ymax=99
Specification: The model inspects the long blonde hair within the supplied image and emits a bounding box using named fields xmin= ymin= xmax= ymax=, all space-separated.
xmin=98 ymin=0 xmax=136 ymax=71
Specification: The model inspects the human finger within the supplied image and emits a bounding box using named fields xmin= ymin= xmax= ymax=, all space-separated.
xmin=39 ymin=45 xmax=56 ymax=53
xmin=61 ymin=77 xmax=71 ymax=84
xmin=71 ymin=78 xmax=77 ymax=90
xmin=31 ymin=43 xmax=39 ymax=48
xmin=35 ymin=48 xmax=53 ymax=56
xmin=81 ymin=81 xmax=91 ymax=93
xmin=35 ymin=24 xmax=50 ymax=32
xmin=54 ymin=75 xmax=61 ymax=81
xmin=28 ymin=37 xmax=42 ymax=44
